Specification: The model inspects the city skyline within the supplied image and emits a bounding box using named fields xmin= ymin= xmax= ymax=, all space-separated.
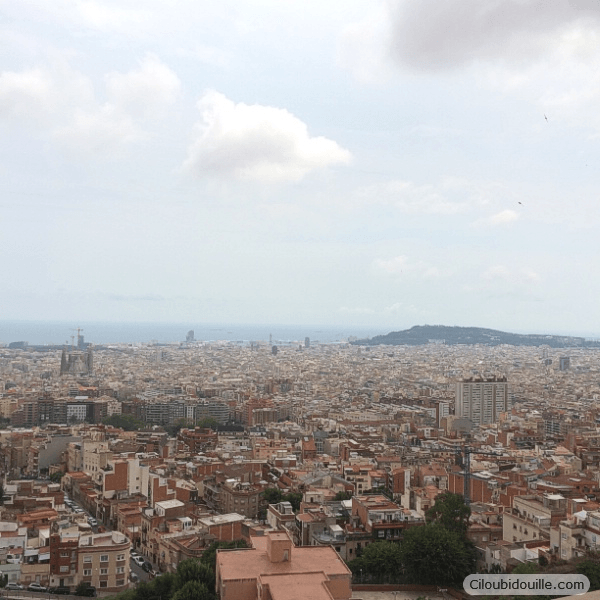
xmin=2 ymin=1 xmax=600 ymax=332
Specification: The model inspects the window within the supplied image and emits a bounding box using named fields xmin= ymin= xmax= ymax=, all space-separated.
xmin=83 ymin=570 xmax=91 ymax=577
xmin=100 ymin=582 xmax=107 ymax=588
xmin=100 ymin=569 xmax=108 ymax=575
xmin=83 ymin=556 xmax=92 ymax=563
xmin=117 ymin=554 xmax=125 ymax=561
xmin=60 ymin=566 xmax=69 ymax=573
xmin=116 ymin=567 xmax=124 ymax=574
xmin=60 ymin=552 xmax=69 ymax=558
xmin=100 ymin=555 xmax=109 ymax=562
xmin=116 ymin=580 xmax=125 ymax=587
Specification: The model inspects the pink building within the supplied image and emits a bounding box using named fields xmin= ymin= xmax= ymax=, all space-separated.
xmin=216 ymin=530 xmax=352 ymax=600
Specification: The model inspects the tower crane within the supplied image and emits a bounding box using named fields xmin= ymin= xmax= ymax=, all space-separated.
xmin=411 ymin=443 xmax=503 ymax=505
xmin=71 ymin=327 xmax=84 ymax=348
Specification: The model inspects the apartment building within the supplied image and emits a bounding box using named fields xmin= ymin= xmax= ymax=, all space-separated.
xmin=456 ymin=377 xmax=508 ymax=425
xmin=77 ymin=531 xmax=130 ymax=593
xmin=216 ymin=530 xmax=352 ymax=600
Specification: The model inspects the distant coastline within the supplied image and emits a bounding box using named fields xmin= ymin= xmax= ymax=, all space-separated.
xmin=0 ymin=320 xmax=389 ymax=346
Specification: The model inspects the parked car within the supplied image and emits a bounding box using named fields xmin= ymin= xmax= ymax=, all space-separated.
xmin=132 ymin=555 xmax=145 ymax=567
xmin=130 ymin=551 xmax=140 ymax=559
xmin=141 ymin=562 xmax=153 ymax=573
xmin=28 ymin=583 xmax=48 ymax=592
xmin=48 ymin=586 xmax=71 ymax=595
xmin=5 ymin=583 xmax=23 ymax=591
xmin=87 ymin=518 xmax=97 ymax=527
xmin=76 ymin=585 xmax=96 ymax=597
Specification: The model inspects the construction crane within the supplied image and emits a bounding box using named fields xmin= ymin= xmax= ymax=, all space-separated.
xmin=453 ymin=446 xmax=503 ymax=505
xmin=71 ymin=327 xmax=84 ymax=349
xmin=414 ymin=443 xmax=503 ymax=505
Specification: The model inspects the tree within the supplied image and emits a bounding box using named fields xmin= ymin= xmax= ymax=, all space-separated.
xmin=511 ymin=561 xmax=540 ymax=574
xmin=347 ymin=541 xmax=403 ymax=583
xmin=578 ymin=559 xmax=600 ymax=591
xmin=425 ymin=492 xmax=471 ymax=536
xmin=171 ymin=581 xmax=213 ymax=600
xmin=176 ymin=559 xmax=215 ymax=591
xmin=262 ymin=488 xmax=283 ymax=505
xmin=334 ymin=491 xmax=352 ymax=501
xmin=400 ymin=523 xmax=476 ymax=587
xmin=103 ymin=414 xmax=145 ymax=431
xmin=49 ymin=471 xmax=64 ymax=484
xmin=282 ymin=492 xmax=302 ymax=512
xmin=150 ymin=572 xmax=176 ymax=599
xmin=200 ymin=540 xmax=248 ymax=572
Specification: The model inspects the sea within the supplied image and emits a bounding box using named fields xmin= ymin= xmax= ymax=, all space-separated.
xmin=0 ymin=320 xmax=390 ymax=347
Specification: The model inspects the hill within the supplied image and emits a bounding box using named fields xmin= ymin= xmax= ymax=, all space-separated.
xmin=353 ymin=325 xmax=600 ymax=348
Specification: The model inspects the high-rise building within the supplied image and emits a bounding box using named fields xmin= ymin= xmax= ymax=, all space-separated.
xmin=455 ymin=376 xmax=508 ymax=425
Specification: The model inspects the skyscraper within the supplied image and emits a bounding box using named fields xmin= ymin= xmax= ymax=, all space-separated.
xmin=455 ymin=376 xmax=508 ymax=425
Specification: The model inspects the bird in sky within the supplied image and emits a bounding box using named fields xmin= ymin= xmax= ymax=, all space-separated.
xmin=544 ymin=114 xmax=548 ymax=122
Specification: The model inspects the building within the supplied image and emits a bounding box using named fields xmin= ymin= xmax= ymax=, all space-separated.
xmin=215 ymin=530 xmax=352 ymax=600
xmin=456 ymin=376 xmax=508 ymax=425
xmin=76 ymin=531 xmax=130 ymax=593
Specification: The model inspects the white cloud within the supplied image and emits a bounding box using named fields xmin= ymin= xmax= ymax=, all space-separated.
xmin=337 ymin=7 xmax=393 ymax=83
xmin=339 ymin=306 xmax=376 ymax=315
xmin=473 ymin=209 xmax=520 ymax=227
xmin=0 ymin=64 xmax=94 ymax=125
xmin=481 ymin=265 xmax=540 ymax=283
xmin=75 ymin=0 xmax=154 ymax=36
xmin=374 ymin=255 xmax=452 ymax=279
xmin=482 ymin=265 xmax=512 ymax=281
xmin=0 ymin=68 xmax=57 ymax=122
xmin=182 ymin=91 xmax=351 ymax=183
xmin=340 ymin=2 xmax=600 ymax=132
xmin=355 ymin=177 xmax=498 ymax=214
xmin=0 ymin=56 xmax=180 ymax=154
xmin=53 ymin=104 xmax=139 ymax=153
xmin=374 ymin=255 xmax=409 ymax=274
xmin=105 ymin=54 xmax=181 ymax=117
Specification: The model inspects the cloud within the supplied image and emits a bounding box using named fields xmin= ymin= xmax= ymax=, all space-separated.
xmin=53 ymin=105 xmax=140 ymax=153
xmin=385 ymin=0 xmax=600 ymax=72
xmin=337 ymin=8 xmax=393 ymax=83
xmin=355 ymin=177 xmax=498 ymax=214
xmin=0 ymin=65 xmax=92 ymax=125
xmin=339 ymin=306 xmax=376 ymax=315
xmin=481 ymin=264 xmax=540 ymax=283
xmin=182 ymin=91 xmax=351 ymax=183
xmin=75 ymin=0 xmax=154 ymax=36
xmin=105 ymin=54 xmax=181 ymax=117
xmin=482 ymin=265 xmax=512 ymax=281
xmin=0 ymin=56 xmax=180 ymax=153
xmin=473 ymin=209 xmax=520 ymax=227
xmin=374 ymin=255 xmax=452 ymax=278
xmin=374 ymin=255 xmax=409 ymax=274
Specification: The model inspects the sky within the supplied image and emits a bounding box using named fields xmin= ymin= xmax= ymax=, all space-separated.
xmin=1 ymin=0 xmax=600 ymax=335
